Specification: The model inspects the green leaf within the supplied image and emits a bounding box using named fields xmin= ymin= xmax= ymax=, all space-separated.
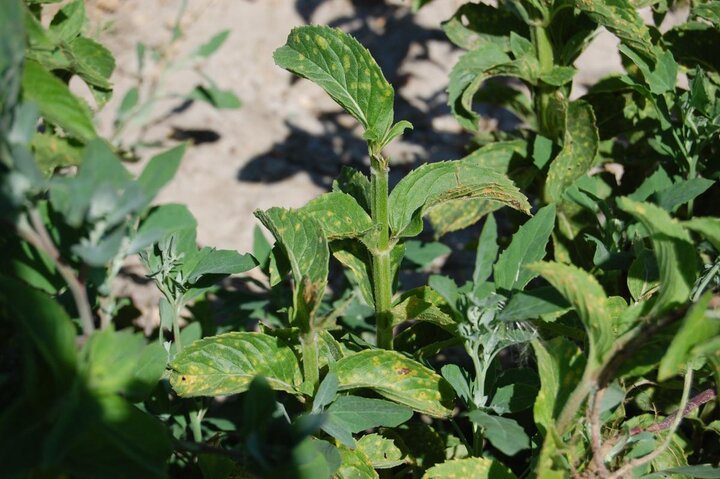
xmin=389 ymin=159 xmax=530 ymax=238
xmin=255 ymin=207 xmax=329 ymax=315
xmin=544 ymin=101 xmax=599 ymax=203
xmin=327 ymin=396 xmax=413 ymax=433
xmin=694 ymin=2 xmax=720 ymax=27
xmin=490 ymin=382 xmax=538 ymax=414
xmin=572 ymin=0 xmax=654 ymax=57
xmin=301 ymin=191 xmax=373 ymax=240
xmin=619 ymin=45 xmax=677 ymax=95
xmin=627 ymin=247 xmax=660 ymax=302
xmin=658 ymin=293 xmax=718 ymax=381
xmin=195 ymin=30 xmax=230 ymax=58
xmin=684 ymin=217 xmax=720 ymax=251
xmin=31 ymin=132 xmax=83 ymax=175
xmin=629 ymin=166 xmax=672 ymax=202
xmin=532 ymin=337 xmax=586 ymax=436
xmin=188 ymin=85 xmax=242 ymax=109
xmin=529 ymin=262 xmax=613 ymax=365
xmin=540 ymin=66 xmax=577 ymax=86
xmin=331 ymin=240 xmax=374 ymax=308
xmin=404 ymin=241 xmax=451 ymax=268
xmin=499 ymin=286 xmax=570 ymax=321
xmin=391 ymin=286 xmax=456 ymax=329
xmin=441 ymin=364 xmax=472 ymax=405
xmin=313 ymin=373 xmax=339 ymax=412
xmin=273 ymin=25 xmax=395 ymax=145
xmin=22 ymin=60 xmax=96 ymax=141
xmin=646 ymin=464 xmax=720 ymax=478
xmin=655 ymin=178 xmax=715 ymax=212
xmin=423 ymin=457 xmax=517 ymax=479
xmin=169 ymin=332 xmax=303 ymax=396
xmin=137 ymin=143 xmax=185 ymax=207
xmin=442 ymin=3 xmax=528 ymax=51
xmin=68 ymin=37 xmax=116 ymax=90
xmin=467 ymin=411 xmax=530 ymax=456
xmin=332 ymin=166 xmax=371 ymax=213
xmin=336 ymin=444 xmax=378 ymax=479
xmin=532 ymin=134 xmax=554 ymax=169
xmin=617 ymin=197 xmax=697 ymax=315
xmin=49 ymin=0 xmax=85 ymax=42
xmin=473 ymin=214 xmax=498 ymax=286
xmin=494 ymin=204 xmax=556 ymax=292
xmin=185 ymin=249 xmax=258 ymax=284
xmin=333 ymin=349 xmax=455 ymax=417
xmin=81 ymin=328 xmax=146 ymax=395
xmin=357 ymin=434 xmax=405 ymax=469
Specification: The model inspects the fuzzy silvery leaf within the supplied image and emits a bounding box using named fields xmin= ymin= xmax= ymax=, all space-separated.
xmin=169 ymin=332 xmax=303 ymax=396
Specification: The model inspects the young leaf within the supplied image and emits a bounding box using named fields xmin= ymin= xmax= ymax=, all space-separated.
xmin=326 ymin=396 xmax=413 ymax=433
xmin=273 ymin=25 xmax=397 ymax=145
xmin=423 ymin=457 xmax=518 ymax=479
xmin=22 ymin=60 xmax=96 ymax=141
xmin=494 ymin=204 xmax=556 ymax=293
xmin=529 ymin=262 xmax=613 ymax=364
xmin=544 ymin=101 xmax=598 ymax=203
xmin=617 ymin=197 xmax=697 ymax=315
xmin=184 ymin=249 xmax=258 ymax=284
xmin=332 ymin=166 xmax=371 ymax=213
xmin=300 ymin=191 xmax=373 ymax=240
xmin=169 ymin=332 xmax=303 ymax=396
xmin=658 ymin=293 xmax=718 ymax=381
xmin=467 ymin=411 xmax=530 ymax=456
xmin=137 ymin=143 xmax=185 ymax=208
xmin=389 ymin=160 xmax=530 ymax=238
xmin=195 ymin=30 xmax=230 ymax=58
xmin=441 ymin=364 xmax=472 ymax=405
xmin=333 ymin=350 xmax=455 ymax=417
xmin=313 ymin=373 xmax=339 ymax=412
xmin=357 ymin=434 xmax=405 ymax=469
xmin=331 ymin=240 xmax=374 ymax=307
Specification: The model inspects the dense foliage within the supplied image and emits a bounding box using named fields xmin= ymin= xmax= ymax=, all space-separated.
xmin=1 ymin=0 xmax=719 ymax=478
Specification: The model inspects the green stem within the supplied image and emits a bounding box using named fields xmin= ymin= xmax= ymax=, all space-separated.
xmin=301 ymin=330 xmax=320 ymax=389
xmin=172 ymin=300 xmax=184 ymax=353
xmin=370 ymin=155 xmax=394 ymax=349
xmin=189 ymin=408 xmax=203 ymax=442
xmin=532 ymin=25 xmax=556 ymax=139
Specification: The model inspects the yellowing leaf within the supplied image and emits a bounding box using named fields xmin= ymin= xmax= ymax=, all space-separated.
xmin=333 ymin=350 xmax=455 ymax=417
xmin=169 ymin=332 xmax=303 ymax=397
xmin=423 ymin=457 xmax=517 ymax=479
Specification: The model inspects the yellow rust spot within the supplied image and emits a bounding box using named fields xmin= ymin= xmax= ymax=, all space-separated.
xmin=396 ymin=367 xmax=411 ymax=375
xmin=315 ymin=35 xmax=329 ymax=50
xmin=343 ymin=55 xmax=351 ymax=70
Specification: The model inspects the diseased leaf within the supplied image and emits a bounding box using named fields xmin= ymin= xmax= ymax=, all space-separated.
xmin=22 ymin=60 xmax=96 ymax=141
xmin=31 ymin=132 xmax=83 ymax=175
xmin=333 ymin=350 xmax=455 ymax=417
xmin=169 ymin=332 xmax=303 ymax=396
xmin=694 ymin=2 xmax=720 ymax=27
xmin=423 ymin=457 xmax=517 ymax=479
xmin=467 ymin=411 xmax=530 ymax=456
xmin=529 ymin=262 xmax=613 ymax=365
xmin=357 ymin=434 xmax=405 ymax=469
xmin=332 ymin=166 xmax=371 ymax=213
xmin=389 ymin=160 xmax=530 ymax=238
xmin=442 ymin=3 xmax=528 ymax=51
xmin=658 ymin=293 xmax=718 ymax=381
xmin=572 ymin=0 xmax=654 ymax=57
xmin=617 ymin=198 xmax=697 ymax=315
xmin=544 ymin=101 xmax=599 ymax=203
xmin=255 ymin=207 xmax=329 ymax=315
xmin=532 ymin=338 xmax=587 ymax=436
xmin=495 ymin=204 xmax=556 ymax=292
xmin=540 ymin=66 xmax=577 ymax=86
xmin=301 ymin=191 xmax=373 ymax=240
xmin=336 ymin=444 xmax=378 ymax=479
xmin=327 ymin=396 xmax=413 ymax=433
xmin=274 ymin=25 xmax=400 ymax=146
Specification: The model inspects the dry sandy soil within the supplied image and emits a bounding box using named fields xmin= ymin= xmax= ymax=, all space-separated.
xmin=89 ymin=0 xmax=630 ymax=253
